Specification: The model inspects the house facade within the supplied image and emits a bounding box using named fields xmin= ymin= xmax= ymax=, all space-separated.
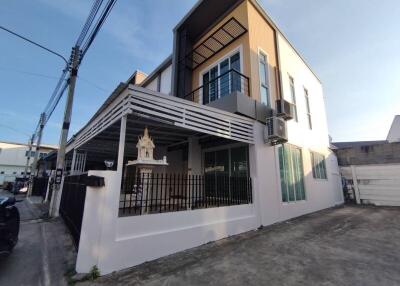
xmin=53 ymin=0 xmax=343 ymax=274
xmin=0 ymin=140 xmax=57 ymax=185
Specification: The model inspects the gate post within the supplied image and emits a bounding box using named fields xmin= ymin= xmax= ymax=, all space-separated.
xmin=351 ymin=165 xmax=361 ymax=204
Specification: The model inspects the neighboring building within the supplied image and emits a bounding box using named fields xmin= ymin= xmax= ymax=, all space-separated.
xmin=0 ymin=140 xmax=58 ymax=185
xmin=333 ymin=116 xmax=400 ymax=206
xmin=387 ymin=115 xmax=400 ymax=143
xmin=333 ymin=140 xmax=400 ymax=166
xmin=54 ymin=0 xmax=343 ymax=274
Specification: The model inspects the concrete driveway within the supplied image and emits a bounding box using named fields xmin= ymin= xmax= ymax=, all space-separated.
xmin=0 ymin=190 xmax=76 ymax=286
xmin=80 ymin=206 xmax=400 ymax=286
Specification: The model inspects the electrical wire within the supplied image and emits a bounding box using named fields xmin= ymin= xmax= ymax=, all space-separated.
xmin=0 ymin=123 xmax=31 ymax=137
xmin=80 ymin=0 xmax=117 ymax=60
xmin=31 ymin=0 xmax=117 ymax=141
xmin=0 ymin=66 xmax=63 ymax=81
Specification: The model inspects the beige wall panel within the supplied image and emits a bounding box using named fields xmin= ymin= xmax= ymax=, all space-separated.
xmin=246 ymin=1 xmax=278 ymax=104
xmin=191 ymin=1 xmax=251 ymax=102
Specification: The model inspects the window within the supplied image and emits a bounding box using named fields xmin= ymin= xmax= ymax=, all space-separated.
xmin=311 ymin=152 xmax=327 ymax=179
xmin=289 ymin=76 xmax=298 ymax=121
xmin=258 ymin=52 xmax=270 ymax=106
xmin=202 ymin=52 xmax=241 ymax=104
xmin=278 ymin=144 xmax=306 ymax=202
xmin=304 ymin=88 xmax=312 ymax=129
xmin=25 ymin=150 xmax=36 ymax=157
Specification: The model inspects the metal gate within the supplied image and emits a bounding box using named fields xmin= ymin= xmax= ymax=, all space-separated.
xmin=59 ymin=174 xmax=87 ymax=248
xmin=32 ymin=177 xmax=49 ymax=198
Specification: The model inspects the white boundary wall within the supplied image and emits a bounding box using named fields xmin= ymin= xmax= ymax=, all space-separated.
xmin=341 ymin=164 xmax=400 ymax=206
xmin=76 ymin=171 xmax=259 ymax=275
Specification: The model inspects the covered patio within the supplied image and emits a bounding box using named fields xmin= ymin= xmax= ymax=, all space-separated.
xmin=63 ymin=85 xmax=255 ymax=218
xmin=64 ymin=85 xmax=260 ymax=274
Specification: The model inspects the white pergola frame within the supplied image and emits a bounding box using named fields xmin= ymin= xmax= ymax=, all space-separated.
xmin=70 ymin=85 xmax=255 ymax=152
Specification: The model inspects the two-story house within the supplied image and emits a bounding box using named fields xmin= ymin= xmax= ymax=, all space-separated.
xmin=52 ymin=0 xmax=343 ymax=274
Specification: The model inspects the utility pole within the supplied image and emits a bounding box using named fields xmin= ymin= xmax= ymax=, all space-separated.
xmin=24 ymin=134 xmax=35 ymax=179
xmin=49 ymin=46 xmax=80 ymax=217
xmin=31 ymin=113 xmax=46 ymax=175
xmin=27 ymin=113 xmax=46 ymax=197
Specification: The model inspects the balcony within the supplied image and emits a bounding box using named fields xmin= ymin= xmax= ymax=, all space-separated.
xmin=184 ymin=69 xmax=250 ymax=103
xmin=184 ymin=69 xmax=269 ymax=123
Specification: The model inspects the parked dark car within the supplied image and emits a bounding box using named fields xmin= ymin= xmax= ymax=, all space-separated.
xmin=0 ymin=196 xmax=20 ymax=257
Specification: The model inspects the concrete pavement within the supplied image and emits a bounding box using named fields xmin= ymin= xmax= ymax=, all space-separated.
xmin=79 ymin=206 xmax=400 ymax=286
xmin=0 ymin=189 xmax=76 ymax=286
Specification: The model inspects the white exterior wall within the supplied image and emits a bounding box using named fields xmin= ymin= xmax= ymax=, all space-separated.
xmin=251 ymin=34 xmax=343 ymax=223
xmin=76 ymin=171 xmax=258 ymax=275
xmin=145 ymin=77 xmax=158 ymax=92
xmin=142 ymin=64 xmax=172 ymax=95
xmin=160 ymin=64 xmax=172 ymax=95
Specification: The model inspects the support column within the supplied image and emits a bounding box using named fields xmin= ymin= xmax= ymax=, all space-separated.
xmin=70 ymin=149 xmax=77 ymax=175
xmin=351 ymin=165 xmax=361 ymax=204
xmin=187 ymin=137 xmax=201 ymax=175
xmin=117 ymin=115 xmax=127 ymax=174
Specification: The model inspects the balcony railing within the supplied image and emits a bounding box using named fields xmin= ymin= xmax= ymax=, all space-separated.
xmin=119 ymin=173 xmax=253 ymax=216
xmin=184 ymin=69 xmax=250 ymax=104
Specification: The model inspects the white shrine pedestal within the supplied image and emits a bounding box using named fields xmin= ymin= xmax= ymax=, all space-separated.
xmin=126 ymin=157 xmax=168 ymax=213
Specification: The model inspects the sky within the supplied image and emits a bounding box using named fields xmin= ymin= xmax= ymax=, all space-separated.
xmin=0 ymin=0 xmax=399 ymax=146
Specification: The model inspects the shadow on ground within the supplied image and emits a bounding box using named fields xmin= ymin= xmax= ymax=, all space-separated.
xmin=78 ymin=205 xmax=400 ymax=286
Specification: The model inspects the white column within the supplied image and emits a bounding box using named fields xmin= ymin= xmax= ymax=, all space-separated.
xmin=117 ymin=115 xmax=127 ymax=174
xmin=70 ymin=149 xmax=77 ymax=175
xmin=188 ymin=137 xmax=201 ymax=175
xmin=351 ymin=165 xmax=361 ymax=204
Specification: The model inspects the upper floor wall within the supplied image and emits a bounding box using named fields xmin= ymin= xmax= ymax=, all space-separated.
xmin=277 ymin=33 xmax=330 ymax=152
xmin=141 ymin=58 xmax=172 ymax=95
xmin=190 ymin=0 xmax=279 ymax=107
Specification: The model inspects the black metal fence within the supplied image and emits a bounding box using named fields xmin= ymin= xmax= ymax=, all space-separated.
xmin=184 ymin=69 xmax=250 ymax=104
xmin=31 ymin=177 xmax=49 ymax=198
xmin=59 ymin=174 xmax=87 ymax=248
xmin=119 ymin=173 xmax=252 ymax=216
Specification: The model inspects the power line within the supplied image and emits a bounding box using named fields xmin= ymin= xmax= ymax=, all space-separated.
xmin=78 ymin=76 xmax=109 ymax=93
xmin=76 ymin=0 xmax=104 ymax=47
xmin=0 ymin=123 xmax=31 ymax=137
xmin=0 ymin=66 xmax=63 ymax=81
xmin=80 ymin=0 xmax=117 ymax=60
xmin=41 ymin=0 xmax=117 ymax=128
xmin=0 ymin=65 xmax=109 ymax=94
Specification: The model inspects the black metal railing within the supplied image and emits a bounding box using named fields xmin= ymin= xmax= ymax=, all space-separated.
xmin=59 ymin=174 xmax=87 ymax=248
xmin=184 ymin=69 xmax=250 ymax=104
xmin=119 ymin=173 xmax=252 ymax=217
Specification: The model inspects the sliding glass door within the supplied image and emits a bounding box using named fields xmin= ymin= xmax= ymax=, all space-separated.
xmin=204 ymin=146 xmax=249 ymax=204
